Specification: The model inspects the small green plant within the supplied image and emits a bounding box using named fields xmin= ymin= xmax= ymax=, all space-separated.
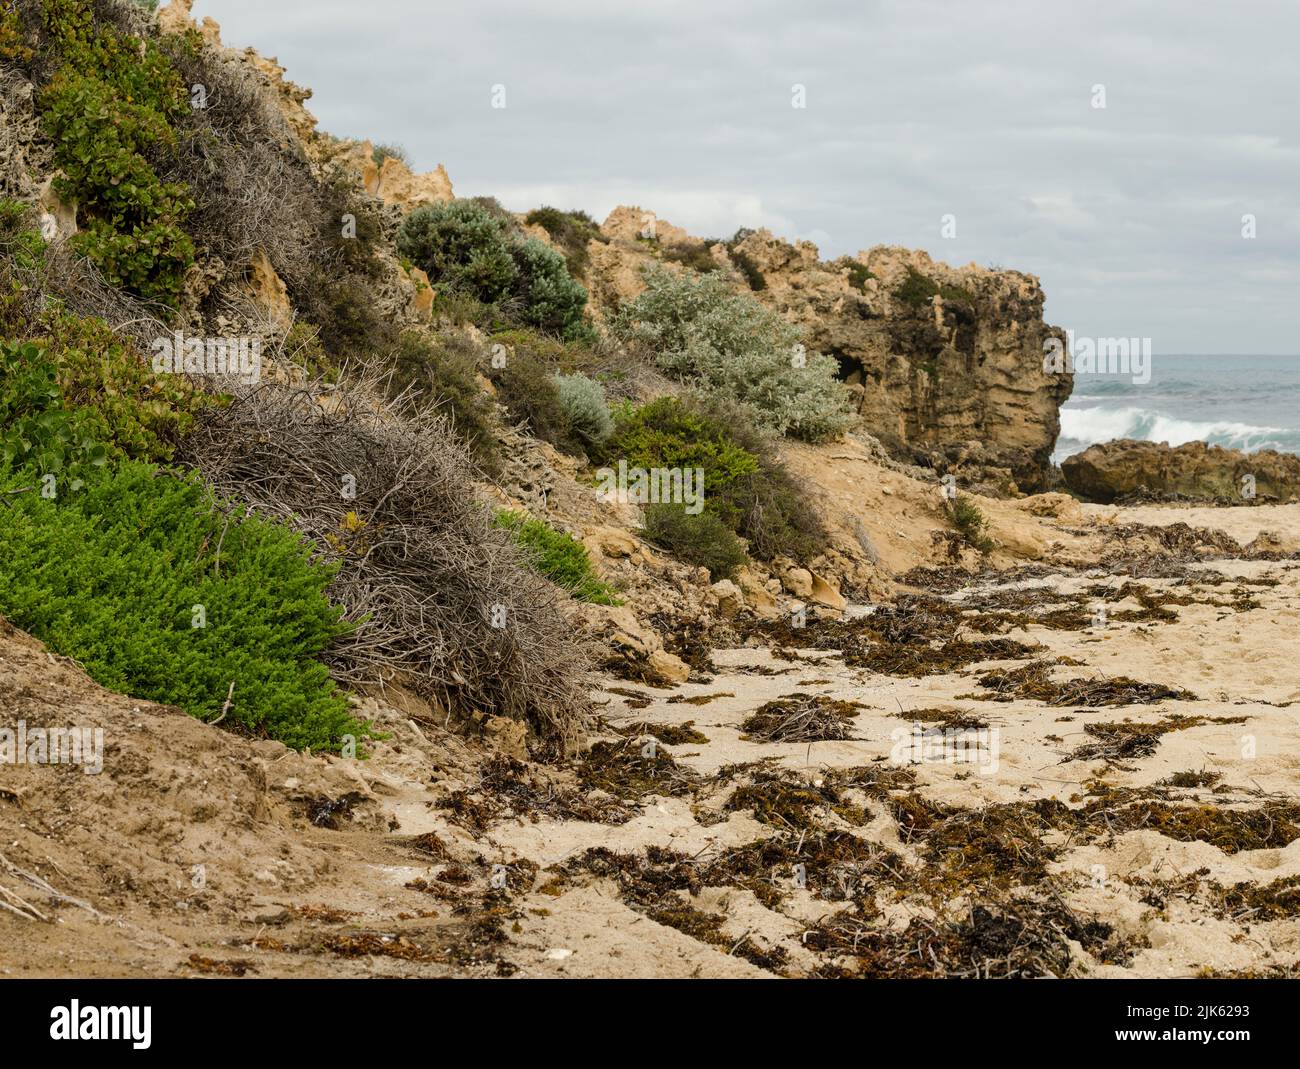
xmin=553 ymin=372 xmax=613 ymax=448
xmin=495 ymin=509 xmax=620 ymax=605
xmin=372 ymin=142 xmax=410 ymax=168
xmin=660 ymin=241 xmax=720 ymax=273
xmin=895 ymin=266 xmax=974 ymax=308
xmin=950 ymin=494 xmax=994 ymax=554
xmin=639 ymin=504 xmax=747 ymax=580
xmin=0 ymin=461 xmax=364 ymax=751
xmin=604 ymin=395 xmax=827 ymax=563
xmin=843 ymin=260 xmax=875 ymax=293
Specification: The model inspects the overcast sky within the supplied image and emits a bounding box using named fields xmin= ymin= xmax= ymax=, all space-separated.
xmin=197 ymin=0 xmax=1298 ymax=354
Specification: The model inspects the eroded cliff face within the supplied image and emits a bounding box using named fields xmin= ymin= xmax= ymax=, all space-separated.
xmin=585 ymin=207 xmax=1072 ymax=493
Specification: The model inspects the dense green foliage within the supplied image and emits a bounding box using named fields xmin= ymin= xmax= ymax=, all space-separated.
xmin=604 ymin=395 xmax=827 ymax=564
xmin=14 ymin=0 xmax=197 ymax=305
xmin=950 ymin=494 xmax=994 ymax=553
xmin=639 ymin=504 xmax=747 ymax=580
xmin=895 ymin=265 xmax=974 ymax=308
xmin=611 ymin=267 xmax=854 ymax=442
xmin=398 ymin=199 xmax=592 ymax=341
xmin=0 ymin=461 xmax=363 ymax=750
xmin=495 ymin=509 xmax=620 ymax=605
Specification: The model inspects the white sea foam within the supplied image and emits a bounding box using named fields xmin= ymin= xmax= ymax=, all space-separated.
xmin=1056 ymin=405 xmax=1294 ymax=461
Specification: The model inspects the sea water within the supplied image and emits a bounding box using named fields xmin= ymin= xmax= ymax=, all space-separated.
xmin=1054 ymin=354 xmax=1300 ymax=464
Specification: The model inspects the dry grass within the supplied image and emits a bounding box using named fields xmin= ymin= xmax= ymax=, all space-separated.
xmin=179 ymin=371 xmax=590 ymax=753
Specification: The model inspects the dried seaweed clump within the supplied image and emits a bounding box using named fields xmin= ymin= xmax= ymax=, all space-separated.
xmin=971 ymin=661 xmax=1196 ymax=706
xmin=741 ymin=693 xmax=863 ymax=742
xmin=180 ymin=376 xmax=590 ymax=753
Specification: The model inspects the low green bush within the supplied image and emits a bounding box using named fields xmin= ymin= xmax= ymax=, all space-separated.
xmin=603 ymin=395 xmax=828 ymax=564
xmin=524 ymin=206 xmax=604 ymax=276
xmin=0 ymin=461 xmax=363 ymax=751
xmin=398 ymin=200 xmax=593 ymax=341
xmin=951 ymin=494 xmax=994 ymax=553
xmin=639 ymin=504 xmax=746 ymax=580
xmin=494 ymin=509 xmax=620 ymax=605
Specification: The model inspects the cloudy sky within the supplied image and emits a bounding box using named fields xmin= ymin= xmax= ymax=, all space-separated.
xmin=197 ymin=0 xmax=1298 ymax=354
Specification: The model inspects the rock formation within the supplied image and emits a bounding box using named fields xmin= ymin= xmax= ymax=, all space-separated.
xmin=583 ymin=209 xmax=1072 ymax=492
xmin=1062 ymin=438 xmax=1300 ymax=504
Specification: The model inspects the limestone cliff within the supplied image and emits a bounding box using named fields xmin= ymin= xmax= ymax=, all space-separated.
xmin=585 ymin=207 xmax=1072 ymax=493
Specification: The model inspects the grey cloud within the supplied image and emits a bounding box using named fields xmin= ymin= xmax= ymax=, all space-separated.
xmin=198 ymin=0 xmax=1298 ymax=352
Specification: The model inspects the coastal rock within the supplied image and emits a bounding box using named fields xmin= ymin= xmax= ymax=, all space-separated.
xmin=586 ymin=209 xmax=1071 ymax=492
xmin=1061 ymin=439 xmax=1300 ymax=504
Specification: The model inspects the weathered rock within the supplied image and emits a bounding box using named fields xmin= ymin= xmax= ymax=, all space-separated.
xmin=242 ymin=249 xmax=292 ymax=330
xmin=781 ymin=566 xmax=814 ymax=598
xmin=581 ymin=604 xmax=689 ymax=685
xmin=587 ymin=209 xmax=1072 ymax=492
xmin=736 ymin=567 xmax=781 ymax=620
xmin=710 ymin=579 xmax=744 ymax=618
xmin=1061 ymin=439 xmax=1300 ymax=504
xmin=808 ymin=573 xmax=847 ymax=611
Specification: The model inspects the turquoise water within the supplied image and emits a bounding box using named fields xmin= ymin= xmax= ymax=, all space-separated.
xmin=1054 ymin=354 xmax=1300 ymax=463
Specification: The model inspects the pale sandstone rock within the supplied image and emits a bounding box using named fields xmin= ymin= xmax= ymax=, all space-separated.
xmin=243 ymin=249 xmax=292 ymax=330
xmin=710 ymin=579 xmax=744 ymax=618
xmin=808 ymin=573 xmax=847 ymax=611
xmin=782 ymin=567 xmax=814 ymax=598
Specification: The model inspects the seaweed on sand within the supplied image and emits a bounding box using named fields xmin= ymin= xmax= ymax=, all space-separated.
xmin=577 ymin=738 xmax=701 ymax=800
xmin=741 ymin=693 xmax=863 ymax=742
xmin=969 ymin=661 xmax=1196 ymax=706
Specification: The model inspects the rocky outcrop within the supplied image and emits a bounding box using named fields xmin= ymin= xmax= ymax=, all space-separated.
xmin=585 ymin=209 xmax=1071 ymax=493
xmin=1062 ymin=439 xmax=1300 ymax=504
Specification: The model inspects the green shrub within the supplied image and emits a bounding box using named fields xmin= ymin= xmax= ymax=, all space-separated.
xmin=509 ymin=236 xmax=590 ymax=340
xmin=553 ymin=372 xmax=612 ymax=448
xmin=895 ymin=266 xmax=974 ymax=308
xmin=843 ymin=259 xmax=875 ymax=293
xmin=724 ymin=230 xmax=766 ymax=290
xmin=611 ymin=267 xmax=854 ymax=442
xmin=372 ymin=142 xmax=410 ymax=168
xmin=524 ymin=206 xmax=604 ymax=276
xmin=397 ymin=199 xmax=519 ymax=304
xmin=951 ymin=494 xmax=994 ymax=553
xmin=490 ymin=344 xmax=578 ymax=453
xmin=398 ymin=200 xmax=592 ymax=341
xmin=604 ymin=395 xmax=827 ymax=563
xmin=660 ymin=241 xmax=720 ymax=274
xmin=639 ymin=504 xmax=746 ymax=580
xmin=494 ymin=509 xmax=619 ymax=605
xmin=28 ymin=0 xmax=196 ymax=305
xmin=0 ymin=461 xmax=363 ymax=751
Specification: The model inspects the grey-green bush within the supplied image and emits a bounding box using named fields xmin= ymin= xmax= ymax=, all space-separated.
xmin=554 ymin=372 xmax=613 ymax=448
xmin=611 ymin=266 xmax=855 ymax=442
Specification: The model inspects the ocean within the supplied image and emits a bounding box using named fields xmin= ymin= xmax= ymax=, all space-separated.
xmin=1053 ymin=354 xmax=1300 ymax=464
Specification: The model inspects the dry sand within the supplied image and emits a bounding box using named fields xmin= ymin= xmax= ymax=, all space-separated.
xmin=3 ymin=501 xmax=1300 ymax=978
